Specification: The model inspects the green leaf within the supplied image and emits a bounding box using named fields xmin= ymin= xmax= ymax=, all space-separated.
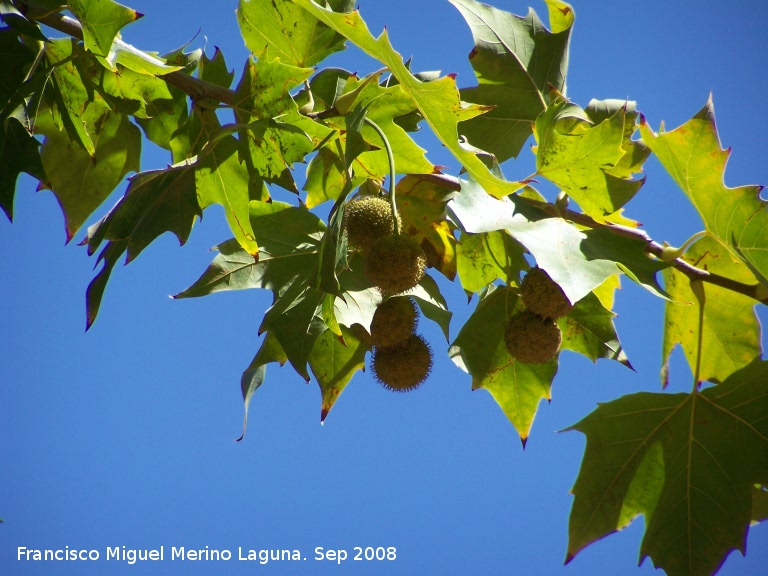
xmin=292 ymin=0 xmax=522 ymax=199
xmin=309 ymin=324 xmax=369 ymax=422
xmin=559 ymin=292 xmax=631 ymax=368
xmin=565 ymin=359 xmax=768 ymax=576
xmin=68 ymin=0 xmax=140 ymax=64
xmin=237 ymin=332 xmax=287 ymax=442
xmin=234 ymin=50 xmax=316 ymax=192
xmin=195 ymin=135 xmax=259 ymax=256
xmin=449 ymin=285 xmax=557 ymax=443
xmin=534 ymin=99 xmax=644 ymax=219
xmin=662 ymin=235 xmax=762 ymax=386
xmin=83 ymin=165 xmax=199 ymax=327
xmin=107 ymin=38 xmax=183 ymax=76
xmin=96 ymin=63 xmax=175 ymax=119
xmin=237 ymin=0 xmax=350 ymax=68
xmin=0 ymin=117 xmax=46 ymax=221
xmin=408 ymin=274 xmax=452 ymax=342
xmin=260 ymin=282 xmax=328 ymax=381
xmin=450 ymin=0 xmax=573 ymax=161
xmin=37 ymin=88 xmax=141 ymax=242
xmin=456 ymin=230 xmax=527 ymax=294
xmin=639 ymin=98 xmax=768 ymax=285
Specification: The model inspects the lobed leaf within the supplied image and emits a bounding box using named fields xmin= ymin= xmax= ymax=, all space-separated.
xmin=68 ymin=0 xmax=141 ymax=67
xmin=450 ymin=0 xmax=573 ymax=161
xmin=237 ymin=0 xmax=351 ymax=68
xmin=566 ymin=359 xmax=768 ymax=576
xmin=639 ymin=98 xmax=768 ymax=286
xmin=662 ymin=235 xmax=762 ymax=387
xmin=449 ymin=285 xmax=557 ymax=443
xmin=291 ymin=0 xmax=522 ymax=199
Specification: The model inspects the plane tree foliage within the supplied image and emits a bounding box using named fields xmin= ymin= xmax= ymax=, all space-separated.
xmin=1 ymin=1 xmax=766 ymax=574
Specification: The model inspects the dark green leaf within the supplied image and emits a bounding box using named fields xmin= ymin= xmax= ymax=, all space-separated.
xmin=566 ymin=359 xmax=768 ymax=576
xmin=559 ymin=292 xmax=631 ymax=367
xmin=0 ymin=117 xmax=46 ymax=221
xmin=451 ymin=0 xmax=573 ymax=161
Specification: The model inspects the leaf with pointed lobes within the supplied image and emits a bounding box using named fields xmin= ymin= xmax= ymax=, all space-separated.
xmin=661 ymin=235 xmax=761 ymax=388
xmin=639 ymin=97 xmax=768 ymax=286
xmin=558 ymin=292 xmax=632 ymax=369
xmin=82 ymin=164 xmax=200 ymax=328
xmin=37 ymin=87 xmax=141 ymax=243
xmin=396 ymin=174 xmax=460 ymax=280
xmin=310 ymin=325 xmax=369 ymax=423
xmin=533 ymin=99 xmax=644 ymax=220
xmin=174 ymin=200 xmax=325 ymax=299
xmin=237 ymin=0 xmax=351 ymax=68
xmin=68 ymin=0 xmax=141 ymax=68
xmin=292 ymin=0 xmax=520 ymax=199
xmin=450 ymin=0 xmax=573 ymax=162
xmin=565 ymin=359 xmax=768 ymax=576
xmin=448 ymin=285 xmax=557 ymax=444
xmin=236 ymin=332 xmax=288 ymax=442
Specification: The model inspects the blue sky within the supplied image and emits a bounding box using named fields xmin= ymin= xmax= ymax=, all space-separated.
xmin=2 ymin=1 xmax=767 ymax=575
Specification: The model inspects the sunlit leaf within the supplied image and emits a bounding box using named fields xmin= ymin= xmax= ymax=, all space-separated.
xmin=309 ymin=324 xmax=369 ymax=422
xmin=639 ymin=98 xmax=768 ymax=285
xmin=292 ymin=0 xmax=522 ymax=199
xmin=68 ymin=0 xmax=140 ymax=66
xmin=456 ymin=230 xmax=526 ymax=294
xmin=534 ymin=99 xmax=643 ymax=219
xmin=662 ymin=235 xmax=762 ymax=386
xmin=449 ymin=285 xmax=557 ymax=443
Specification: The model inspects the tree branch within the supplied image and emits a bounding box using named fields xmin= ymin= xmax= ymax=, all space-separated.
xmin=13 ymin=1 xmax=767 ymax=306
xmin=16 ymin=0 xmax=237 ymax=106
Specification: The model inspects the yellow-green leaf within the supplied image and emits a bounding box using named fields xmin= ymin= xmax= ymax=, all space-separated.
xmin=662 ymin=235 xmax=762 ymax=386
xmin=639 ymin=98 xmax=768 ymax=285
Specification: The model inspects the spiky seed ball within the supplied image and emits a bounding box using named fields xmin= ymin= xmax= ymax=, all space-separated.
xmin=370 ymin=297 xmax=418 ymax=348
xmin=344 ymin=195 xmax=401 ymax=254
xmin=520 ymin=267 xmax=573 ymax=320
xmin=372 ymin=334 xmax=433 ymax=392
xmin=504 ymin=310 xmax=562 ymax=364
xmin=364 ymin=234 xmax=426 ymax=295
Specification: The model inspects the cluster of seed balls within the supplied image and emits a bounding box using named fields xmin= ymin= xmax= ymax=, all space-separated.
xmin=344 ymin=195 xmax=432 ymax=392
xmin=504 ymin=267 xmax=573 ymax=364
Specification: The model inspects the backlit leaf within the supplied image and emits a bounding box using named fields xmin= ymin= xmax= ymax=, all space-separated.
xmin=559 ymin=292 xmax=631 ymax=367
xmin=662 ymin=235 xmax=762 ymax=386
xmin=639 ymin=98 xmax=768 ymax=285
xmin=237 ymin=0 xmax=350 ymax=68
xmin=68 ymin=0 xmax=140 ymax=65
xmin=456 ymin=230 xmax=527 ymax=294
xmin=292 ymin=0 xmax=522 ymax=199
xmin=309 ymin=325 xmax=369 ymax=422
xmin=449 ymin=285 xmax=557 ymax=442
